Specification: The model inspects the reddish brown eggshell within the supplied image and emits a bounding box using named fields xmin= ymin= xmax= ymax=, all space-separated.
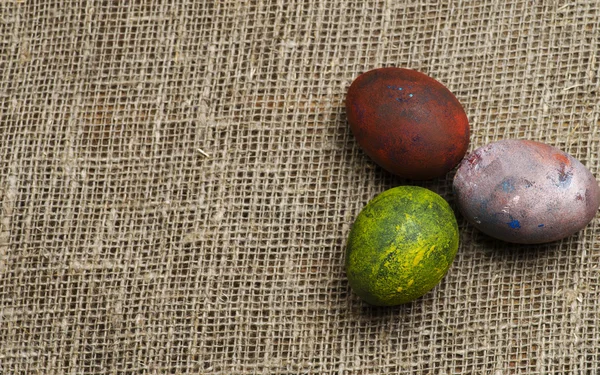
xmin=346 ymin=67 xmax=470 ymax=180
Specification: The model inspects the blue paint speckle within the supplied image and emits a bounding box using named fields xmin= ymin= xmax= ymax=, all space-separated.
xmin=409 ymin=94 xmax=413 ymax=97
xmin=507 ymin=219 xmax=521 ymax=229
xmin=387 ymin=85 xmax=392 ymax=89
xmin=538 ymin=224 xmax=544 ymax=227
xmin=398 ymin=87 xmax=403 ymax=91
xmin=557 ymin=170 xmax=573 ymax=187
xmin=501 ymin=179 xmax=516 ymax=193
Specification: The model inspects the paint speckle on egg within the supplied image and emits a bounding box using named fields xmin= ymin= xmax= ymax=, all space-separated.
xmin=453 ymin=139 xmax=600 ymax=244
xmin=346 ymin=67 xmax=470 ymax=180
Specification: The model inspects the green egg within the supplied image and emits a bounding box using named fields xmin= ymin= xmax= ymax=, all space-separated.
xmin=346 ymin=186 xmax=459 ymax=306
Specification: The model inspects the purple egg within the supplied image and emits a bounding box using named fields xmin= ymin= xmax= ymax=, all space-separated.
xmin=453 ymin=139 xmax=600 ymax=244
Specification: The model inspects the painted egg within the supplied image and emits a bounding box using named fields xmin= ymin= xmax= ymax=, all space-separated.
xmin=346 ymin=67 xmax=470 ymax=180
xmin=453 ymin=139 xmax=600 ymax=244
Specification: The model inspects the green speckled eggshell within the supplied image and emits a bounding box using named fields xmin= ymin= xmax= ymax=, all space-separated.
xmin=346 ymin=186 xmax=459 ymax=306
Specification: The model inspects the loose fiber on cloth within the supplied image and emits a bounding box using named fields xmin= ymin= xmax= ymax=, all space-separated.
xmin=0 ymin=1 xmax=599 ymax=374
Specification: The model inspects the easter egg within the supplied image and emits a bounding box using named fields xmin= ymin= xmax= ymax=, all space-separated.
xmin=346 ymin=67 xmax=470 ymax=180
xmin=346 ymin=186 xmax=459 ymax=306
xmin=453 ymin=139 xmax=600 ymax=244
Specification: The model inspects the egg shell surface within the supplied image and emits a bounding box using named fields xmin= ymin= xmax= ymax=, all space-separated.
xmin=453 ymin=139 xmax=600 ymax=244
xmin=346 ymin=67 xmax=470 ymax=180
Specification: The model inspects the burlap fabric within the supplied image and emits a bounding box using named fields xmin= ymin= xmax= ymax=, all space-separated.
xmin=1 ymin=1 xmax=599 ymax=374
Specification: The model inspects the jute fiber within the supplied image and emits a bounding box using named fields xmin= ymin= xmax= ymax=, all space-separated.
xmin=1 ymin=1 xmax=599 ymax=374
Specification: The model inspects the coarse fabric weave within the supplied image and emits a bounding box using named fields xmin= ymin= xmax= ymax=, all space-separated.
xmin=1 ymin=1 xmax=599 ymax=374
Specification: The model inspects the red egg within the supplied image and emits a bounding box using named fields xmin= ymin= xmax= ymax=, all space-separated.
xmin=346 ymin=67 xmax=470 ymax=180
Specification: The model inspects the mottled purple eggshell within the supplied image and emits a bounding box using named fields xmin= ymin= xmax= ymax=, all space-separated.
xmin=453 ymin=139 xmax=600 ymax=244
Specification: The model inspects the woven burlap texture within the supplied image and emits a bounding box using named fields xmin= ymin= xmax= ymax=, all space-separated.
xmin=1 ymin=1 xmax=599 ymax=374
